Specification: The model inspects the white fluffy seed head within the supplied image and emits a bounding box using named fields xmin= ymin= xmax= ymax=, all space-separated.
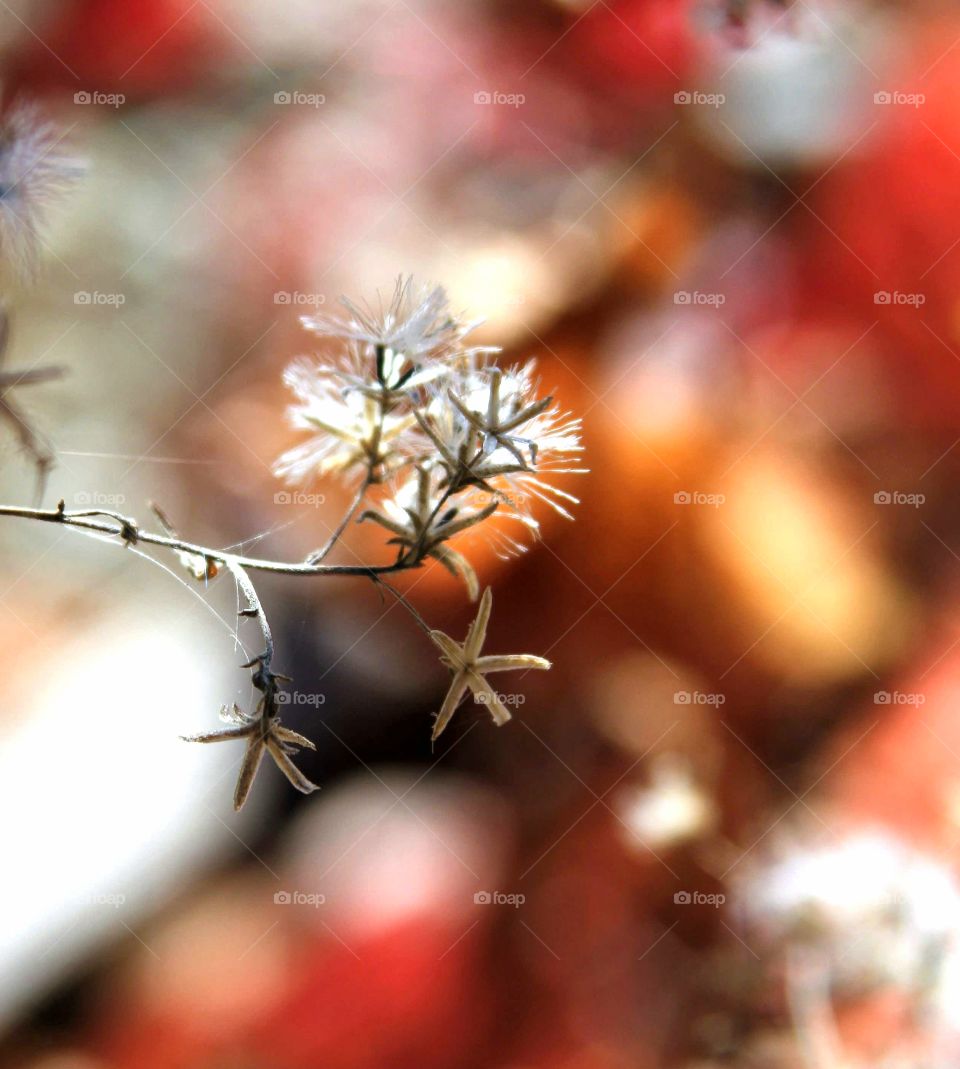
xmin=0 ymin=103 xmax=84 ymax=281
xmin=275 ymin=279 xmax=585 ymax=557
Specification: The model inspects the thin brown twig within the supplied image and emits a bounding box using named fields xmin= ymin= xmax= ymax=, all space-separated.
xmin=370 ymin=573 xmax=434 ymax=636
xmin=223 ymin=557 xmax=275 ymax=666
xmin=0 ymin=396 xmax=55 ymax=504
xmin=0 ymin=502 xmax=417 ymax=578
xmin=306 ymin=474 xmax=372 ymax=564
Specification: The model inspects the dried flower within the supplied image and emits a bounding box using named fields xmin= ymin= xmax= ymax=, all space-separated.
xmin=0 ymin=102 xmax=81 ymax=494
xmin=417 ymin=362 xmax=584 ymax=519
xmin=731 ymin=828 xmax=960 ymax=1063
xmin=276 ymin=278 xmax=584 ymax=593
xmin=360 ymin=464 xmax=500 ymax=598
xmin=429 ymin=586 xmax=550 ymax=740
xmin=302 ymin=275 xmax=491 ymax=370
xmin=184 ymin=698 xmax=318 ymax=810
xmin=739 ymin=829 xmax=960 ymax=997
xmin=274 ymin=357 xmax=417 ymax=485
xmin=321 ymin=338 xmax=450 ymax=403
xmin=0 ymin=271 xmax=584 ymax=812
xmin=0 ymin=103 xmax=83 ymax=280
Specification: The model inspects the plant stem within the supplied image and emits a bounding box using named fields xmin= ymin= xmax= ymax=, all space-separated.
xmin=0 ymin=503 xmax=415 ymax=578
xmin=370 ymin=574 xmax=434 ymax=637
xmin=223 ymin=557 xmax=274 ymax=667
xmin=401 ymin=485 xmax=455 ymax=567
xmin=306 ymin=475 xmax=371 ymax=564
xmin=0 ymin=401 xmax=54 ymax=505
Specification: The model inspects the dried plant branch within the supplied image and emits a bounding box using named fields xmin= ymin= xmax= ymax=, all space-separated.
xmin=370 ymin=574 xmax=434 ymax=637
xmin=0 ymin=277 xmax=585 ymax=810
xmin=0 ymin=502 xmax=414 ymax=578
xmin=305 ymin=472 xmax=372 ymax=564
xmin=180 ymin=558 xmax=319 ymax=809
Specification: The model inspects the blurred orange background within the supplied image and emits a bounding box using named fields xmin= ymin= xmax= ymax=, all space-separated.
xmin=5 ymin=1 xmax=960 ymax=1067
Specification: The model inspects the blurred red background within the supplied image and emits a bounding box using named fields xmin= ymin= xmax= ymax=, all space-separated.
xmin=4 ymin=1 xmax=960 ymax=1067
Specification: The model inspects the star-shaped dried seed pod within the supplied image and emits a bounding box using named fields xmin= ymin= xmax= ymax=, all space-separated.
xmin=183 ymin=683 xmax=318 ymax=810
xmin=414 ymin=363 xmax=584 ymax=518
xmin=446 ymin=366 xmax=551 ymax=467
xmin=0 ymin=305 xmax=63 ymax=499
xmin=429 ymin=586 xmax=550 ymax=740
